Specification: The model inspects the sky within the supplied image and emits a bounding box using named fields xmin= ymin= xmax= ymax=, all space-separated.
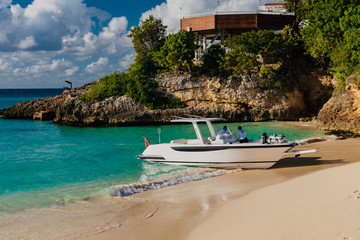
xmin=0 ymin=0 xmax=278 ymax=88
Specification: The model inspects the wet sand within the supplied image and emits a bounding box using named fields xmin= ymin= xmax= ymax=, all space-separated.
xmin=76 ymin=138 xmax=360 ymax=240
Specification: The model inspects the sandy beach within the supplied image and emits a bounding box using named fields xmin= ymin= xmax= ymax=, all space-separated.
xmin=75 ymin=138 xmax=360 ymax=240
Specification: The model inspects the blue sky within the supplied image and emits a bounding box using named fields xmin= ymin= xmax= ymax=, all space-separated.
xmin=0 ymin=0 xmax=277 ymax=88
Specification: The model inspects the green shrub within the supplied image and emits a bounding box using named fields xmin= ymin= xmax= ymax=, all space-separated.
xmin=80 ymin=71 xmax=127 ymax=102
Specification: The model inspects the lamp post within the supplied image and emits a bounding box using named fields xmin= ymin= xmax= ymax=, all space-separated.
xmin=65 ymin=80 xmax=72 ymax=89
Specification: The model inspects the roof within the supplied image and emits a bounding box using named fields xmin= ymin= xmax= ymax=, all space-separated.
xmin=265 ymin=2 xmax=286 ymax=6
xmin=171 ymin=117 xmax=223 ymax=123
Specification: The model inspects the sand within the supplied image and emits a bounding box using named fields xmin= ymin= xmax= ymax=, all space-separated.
xmin=188 ymin=143 xmax=360 ymax=240
xmin=76 ymin=138 xmax=360 ymax=240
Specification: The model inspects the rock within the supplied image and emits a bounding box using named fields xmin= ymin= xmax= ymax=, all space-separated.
xmin=298 ymin=69 xmax=333 ymax=114
xmin=317 ymin=75 xmax=360 ymax=134
xmin=156 ymin=72 xmax=308 ymax=121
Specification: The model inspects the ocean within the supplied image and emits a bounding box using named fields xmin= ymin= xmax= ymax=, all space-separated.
xmin=0 ymin=89 xmax=327 ymax=238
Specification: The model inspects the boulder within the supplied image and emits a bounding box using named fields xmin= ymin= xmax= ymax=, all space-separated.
xmin=317 ymin=75 xmax=360 ymax=133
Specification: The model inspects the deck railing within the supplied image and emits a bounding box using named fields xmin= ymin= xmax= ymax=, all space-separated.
xmin=183 ymin=10 xmax=294 ymax=19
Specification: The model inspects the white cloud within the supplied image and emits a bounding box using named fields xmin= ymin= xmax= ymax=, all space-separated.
xmin=0 ymin=0 xmax=121 ymax=54
xmin=0 ymin=58 xmax=11 ymax=71
xmin=65 ymin=66 xmax=79 ymax=76
xmin=0 ymin=0 xmax=11 ymax=9
xmin=60 ymin=16 xmax=132 ymax=57
xmin=118 ymin=52 xmax=135 ymax=71
xmin=24 ymin=58 xmax=72 ymax=73
xmin=0 ymin=0 xmax=136 ymax=88
xmin=85 ymin=57 xmax=109 ymax=73
xmin=18 ymin=36 xmax=37 ymax=49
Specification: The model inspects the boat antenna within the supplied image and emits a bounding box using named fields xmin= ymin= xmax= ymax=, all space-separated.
xmin=158 ymin=128 xmax=161 ymax=143
xmin=228 ymin=126 xmax=236 ymax=139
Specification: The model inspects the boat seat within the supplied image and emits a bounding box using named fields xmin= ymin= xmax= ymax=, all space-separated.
xmin=171 ymin=139 xmax=188 ymax=144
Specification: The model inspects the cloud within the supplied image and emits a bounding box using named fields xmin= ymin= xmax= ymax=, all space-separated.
xmin=0 ymin=0 xmax=131 ymax=56
xmin=118 ymin=52 xmax=135 ymax=71
xmin=24 ymin=58 xmax=72 ymax=74
xmin=17 ymin=36 xmax=37 ymax=49
xmin=141 ymin=0 xmax=276 ymax=33
xmin=65 ymin=66 xmax=79 ymax=76
xmin=0 ymin=0 xmax=11 ymax=9
xmin=0 ymin=0 xmax=136 ymax=88
xmin=0 ymin=57 xmax=11 ymax=71
xmin=85 ymin=57 xmax=109 ymax=73
xmin=0 ymin=52 xmax=85 ymax=88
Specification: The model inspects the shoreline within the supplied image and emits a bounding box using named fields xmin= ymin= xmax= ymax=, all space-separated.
xmin=75 ymin=138 xmax=360 ymax=240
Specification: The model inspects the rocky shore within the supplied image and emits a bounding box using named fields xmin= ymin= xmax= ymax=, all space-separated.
xmin=0 ymin=70 xmax=342 ymax=129
xmin=317 ymin=75 xmax=360 ymax=134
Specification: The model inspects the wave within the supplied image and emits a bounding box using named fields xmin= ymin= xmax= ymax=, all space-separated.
xmin=107 ymin=169 xmax=235 ymax=197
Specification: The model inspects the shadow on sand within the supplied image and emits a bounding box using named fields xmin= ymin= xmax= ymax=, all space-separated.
xmin=271 ymin=157 xmax=347 ymax=169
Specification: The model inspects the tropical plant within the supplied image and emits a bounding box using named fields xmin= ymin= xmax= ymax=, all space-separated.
xmin=154 ymin=30 xmax=198 ymax=71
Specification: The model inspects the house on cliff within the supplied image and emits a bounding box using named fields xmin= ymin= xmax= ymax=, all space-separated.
xmin=180 ymin=2 xmax=295 ymax=60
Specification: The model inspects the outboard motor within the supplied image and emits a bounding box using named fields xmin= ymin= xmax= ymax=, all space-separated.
xmin=267 ymin=134 xmax=287 ymax=144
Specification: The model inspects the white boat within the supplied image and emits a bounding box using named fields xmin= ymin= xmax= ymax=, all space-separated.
xmin=137 ymin=117 xmax=317 ymax=169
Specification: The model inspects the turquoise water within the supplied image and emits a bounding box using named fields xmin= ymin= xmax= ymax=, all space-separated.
xmin=0 ymin=89 xmax=326 ymax=212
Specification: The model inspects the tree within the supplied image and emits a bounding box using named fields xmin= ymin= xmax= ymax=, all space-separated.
xmin=200 ymin=45 xmax=225 ymax=76
xmin=219 ymin=30 xmax=280 ymax=76
xmin=284 ymin=0 xmax=304 ymax=31
xmin=219 ymin=28 xmax=304 ymax=89
xmin=127 ymin=15 xmax=167 ymax=60
xmin=296 ymin=0 xmax=360 ymax=65
xmin=330 ymin=5 xmax=360 ymax=85
xmin=154 ymin=30 xmax=198 ymax=71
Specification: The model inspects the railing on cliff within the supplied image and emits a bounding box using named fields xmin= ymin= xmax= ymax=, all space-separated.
xmin=183 ymin=10 xmax=295 ymax=19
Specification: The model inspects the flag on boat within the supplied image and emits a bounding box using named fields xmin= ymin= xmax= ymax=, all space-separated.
xmin=143 ymin=136 xmax=150 ymax=148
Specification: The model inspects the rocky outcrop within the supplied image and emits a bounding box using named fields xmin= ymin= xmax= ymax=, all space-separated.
xmin=156 ymin=72 xmax=309 ymax=121
xmin=0 ymin=81 xmax=96 ymax=120
xmin=317 ymin=75 xmax=360 ymax=133
xmin=0 ymin=71 xmax=333 ymax=126
xmin=298 ymin=69 xmax=333 ymax=114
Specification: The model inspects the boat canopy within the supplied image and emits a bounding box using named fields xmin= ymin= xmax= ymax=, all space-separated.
xmin=171 ymin=117 xmax=224 ymax=143
xmin=170 ymin=117 xmax=223 ymax=123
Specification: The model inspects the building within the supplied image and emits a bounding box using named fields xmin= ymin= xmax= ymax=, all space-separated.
xmin=180 ymin=3 xmax=295 ymax=59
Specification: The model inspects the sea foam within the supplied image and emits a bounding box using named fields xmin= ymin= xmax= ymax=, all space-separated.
xmin=107 ymin=169 xmax=231 ymax=197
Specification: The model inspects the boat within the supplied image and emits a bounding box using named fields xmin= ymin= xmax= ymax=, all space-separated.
xmin=137 ymin=117 xmax=317 ymax=169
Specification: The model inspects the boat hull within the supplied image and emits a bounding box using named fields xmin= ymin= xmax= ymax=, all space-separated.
xmin=138 ymin=143 xmax=294 ymax=169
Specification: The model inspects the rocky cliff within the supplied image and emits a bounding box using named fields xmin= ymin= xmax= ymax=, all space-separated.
xmin=317 ymin=75 xmax=360 ymax=134
xmin=0 ymin=71 xmax=333 ymax=127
